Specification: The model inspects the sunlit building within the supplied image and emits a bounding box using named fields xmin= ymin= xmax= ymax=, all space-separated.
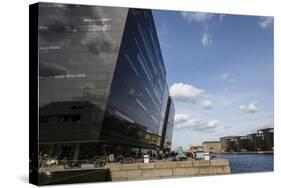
xmin=202 ymin=141 xmax=222 ymax=153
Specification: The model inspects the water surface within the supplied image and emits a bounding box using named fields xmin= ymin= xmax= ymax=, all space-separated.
xmin=216 ymin=153 xmax=273 ymax=173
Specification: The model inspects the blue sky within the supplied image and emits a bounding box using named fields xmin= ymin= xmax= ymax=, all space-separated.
xmin=152 ymin=10 xmax=274 ymax=149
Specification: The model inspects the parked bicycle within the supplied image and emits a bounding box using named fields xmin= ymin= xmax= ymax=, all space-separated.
xmin=63 ymin=160 xmax=82 ymax=169
xmin=114 ymin=155 xmax=140 ymax=164
xmin=91 ymin=155 xmax=108 ymax=167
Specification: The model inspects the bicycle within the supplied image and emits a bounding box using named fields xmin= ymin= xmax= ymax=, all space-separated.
xmin=92 ymin=155 xmax=108 ymax=168
xmin=63 ymin=160 xmax=82 ymax=169
xmin=115 ymin=155 xmax=136 ymax=164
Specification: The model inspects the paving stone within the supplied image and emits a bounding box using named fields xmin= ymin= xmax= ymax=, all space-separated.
xmin=173 ymin=168 xmax=197 ymax=176
xmin=193 ymin=160 xmax=210 ymax=167
xmin=119 ymin=163 xmax=140 ymax=171
xmin=177 ymin=161 xmax=193 ymax=168
xmin=210 ymin=160 xmax=229 ymax=167
xmin=111 ymin=171 xmax=128 ymax=180
xmin=142 ymin=168 xmax=172 ymax=178
xmin=155 ymin=161 xmax=178 ymax=169
xmin=140 ymin=163 xmax=155 ymax=169
xmin=127 ymin=170 xmax=142 ymax=179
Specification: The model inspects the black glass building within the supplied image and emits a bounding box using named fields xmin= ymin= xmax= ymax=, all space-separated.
xmin=30 ymin=3 xmax=175 ymax=162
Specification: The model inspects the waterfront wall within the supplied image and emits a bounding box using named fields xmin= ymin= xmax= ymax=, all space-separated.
xmin=105 ymin=159 xmax=230 ymax=181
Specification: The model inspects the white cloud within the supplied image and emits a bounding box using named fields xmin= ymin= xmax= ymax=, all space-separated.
xmin=201 ymin=33 xmax=212 ymax=47
xmin=181 ymin=12 xmax=224 ymax=48
xmin=222 ymin=72 xmax=230 ymax=79
xmin=239 ymin=102 xmax=258 ymax=113
xmin=259 ymin=17 xmax=273 ymax=29
xmin=181 ymin=12 xmax=214 ymax=24
xmin=170 ymin=82 xmax=204 ymax=102
xmin=180 ymin=12 xmax=226 ymax=24
xmin=221 ymin=72 xmax=236 ymax=84
xmin=201 ymin=100 xmax=212 ymax=109
xmin=174 ymin=114 xmax=189 ymax=125
xmin=174 ymin=113 xmax=220 ymax=131
xmin=207 ymin=120 xmax=220 ymax=128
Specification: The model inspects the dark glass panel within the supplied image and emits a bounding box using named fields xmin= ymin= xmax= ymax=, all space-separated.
xmin=102 ymin=9 xmax=171 ymax=149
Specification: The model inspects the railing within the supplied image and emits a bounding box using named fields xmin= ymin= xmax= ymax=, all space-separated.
xmin=39 ymin=155 xmax=144 ymax=170
xmin=38 ymin=153 xmax=190 ymax=170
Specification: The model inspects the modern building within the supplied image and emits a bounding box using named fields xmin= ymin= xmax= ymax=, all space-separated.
xmin=247 ymin=133 xmax=262 ymax=151
xmin=257 ymin=128 xmax=274 ymax=151
xmin=220 ymin=128 xmax=274 ymax=152
xmin=238 ymin=136 xmax=251 ymax=152
xmin=247 ymin=128 xmax=274 ymax=152
xmin=202 ymin=141 xmax=222 ymax=153
xmin=220 ymin=136 xmax=240 ymax=152
xmin=160 ymin=95 xmax=175 ymax=151
xmin=34 ymin=3 xmax=175 ymax=160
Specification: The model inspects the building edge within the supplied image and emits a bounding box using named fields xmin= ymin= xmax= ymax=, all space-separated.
xmin=29 ymin=3 xmax=39 ymax=186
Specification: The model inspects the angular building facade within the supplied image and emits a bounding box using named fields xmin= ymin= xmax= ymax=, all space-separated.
xmin=220 ymin=136 xmax=240 ymax=152
xmin=32 ymin=3 xmax=175 ymax=161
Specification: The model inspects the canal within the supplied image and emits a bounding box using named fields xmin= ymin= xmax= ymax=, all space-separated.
xmin=216 ymin=153 xmax=273 ymax=173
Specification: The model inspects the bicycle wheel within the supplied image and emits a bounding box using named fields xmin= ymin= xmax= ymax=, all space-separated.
xmin=115 ymin=155 xmax=125 ymax=164
xmin=124 ymin=158 xmax=134 ymax=164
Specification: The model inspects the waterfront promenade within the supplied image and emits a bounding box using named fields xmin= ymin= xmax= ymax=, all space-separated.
xmin=38 ymin=159 xmax=230 ymax=185
xmin=218 ymin=151 xmax=273 ymax=154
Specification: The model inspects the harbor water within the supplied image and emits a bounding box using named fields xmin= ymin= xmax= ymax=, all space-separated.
xmin=216 ymin=153 xmax=273 ymax=173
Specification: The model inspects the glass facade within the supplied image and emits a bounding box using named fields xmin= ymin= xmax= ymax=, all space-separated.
xmin=36 ymin=3 xmax=174 ymax=160
xmin=101 ymin=9 xmax=168 ymax=149
xmin=38 ymin=3 xmax=128 ymax=147
xmin=165 ymin=98 xmax=175 ymax=150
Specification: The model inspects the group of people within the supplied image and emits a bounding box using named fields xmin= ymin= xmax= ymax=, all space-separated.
xmin=36 ymin=148 xmax=179 ymax=169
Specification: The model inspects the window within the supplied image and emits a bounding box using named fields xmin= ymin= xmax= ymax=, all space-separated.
xmin=150 ymin=114 xmax=159 ymax=124
xmin=125 ymin=53 xmax=140 ymax=77
xmin=137 ymin=23 xmax=156 ymax=75
xmin=39 ymin=22 xmax=112 ymax=33
xmin=71 ymin=115 xmax=81 ymax=122
xmin=136 ymin=98 xmax=147 ymax=112
xmin=39 ymin=114 xmax=81 ymax=123
xmin=136 ymin=53 xmax=152 ymax=82
xmin=58 ymin=115 xmax=69 ymax=122
xmin=134 ymin=37 xmax=153 ymax=81
xmin=48 ymin=115 xmax=59 ymax=123
xmin=39 ymin=46 xmax=60 ymax=50
xmin=39 ymin=116 xmax=48 ymax=124
xmin=115 ymin=111 xmax=134 ymax=123
xmin=145 ymin=87 xmax=160 ymax=112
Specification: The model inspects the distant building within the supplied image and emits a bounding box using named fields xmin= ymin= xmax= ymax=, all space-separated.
xmin=220 ymin=136 xmax=240 ymax=152
xmin=247 ymin=133 xmax=262 ymax=151
xmin=188 ymin=145 xmax=203 ymax=153
xmin=238 ymin=136 xmax=251 ymax=152
xmin=202 ymin=141 xmax=222 ymax=153
xmin=247 ymin=128 xmax=274 ymax=152
xmin=220 ymin=128 xmax=274 ymax=153
xmin=257 ymin=128 xmax=274 ymax=151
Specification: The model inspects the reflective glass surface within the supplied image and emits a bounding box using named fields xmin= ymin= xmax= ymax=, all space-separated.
xmin=102 ymin=9 xmax=170 ymax=149
xmin=165 ymin=98 xmax=175 ymax=150
xmin=38 ymin=3 xmax=128 ymax=143
xmin=37 ymin=3 xmax=174 ymax=155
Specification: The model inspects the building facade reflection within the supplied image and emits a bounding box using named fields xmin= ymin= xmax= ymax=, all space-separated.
xmin=37 ymin=3 xmax=175 ymax=160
